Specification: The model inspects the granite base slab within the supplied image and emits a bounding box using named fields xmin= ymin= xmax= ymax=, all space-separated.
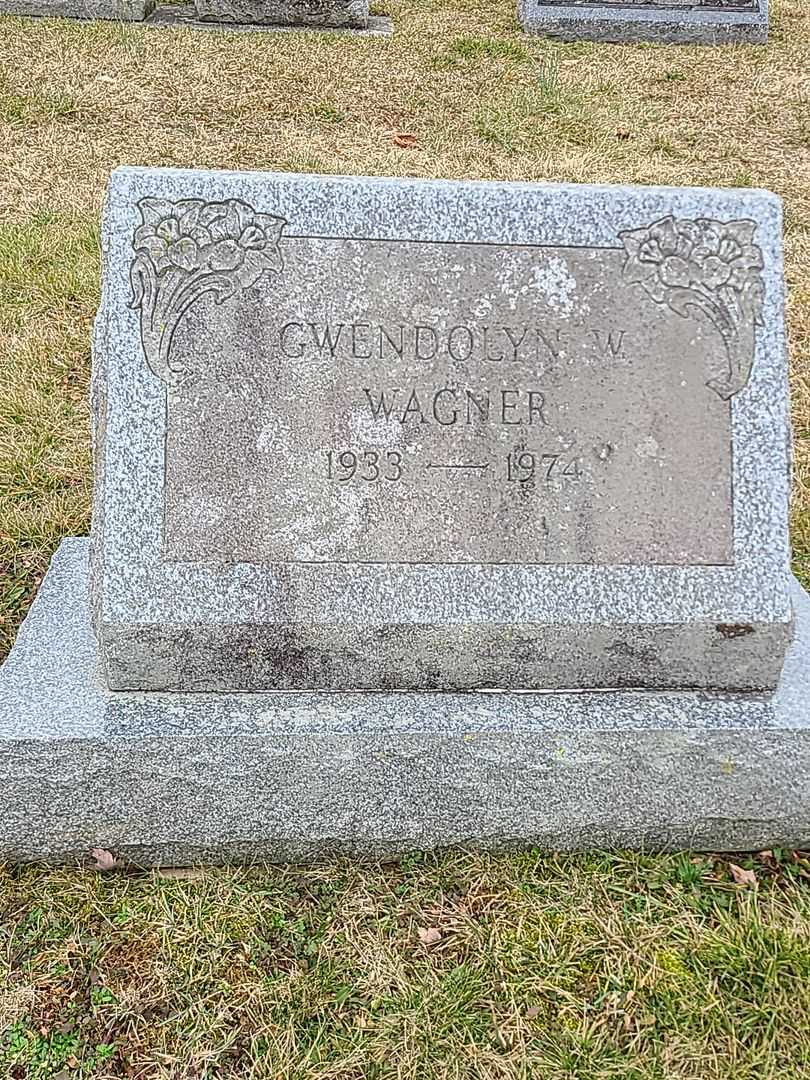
xmin=0 ymin=538 xmax=808 ymax=866
xmin=0 ymin=0 xmax=152 ymax=19
xmin=145 ymin=4 xmax=391 ymax=32
xmin=518 ymin=0 xmax=768 ymax=44
xmin=0 ymin=0 xmax=390 ymax=28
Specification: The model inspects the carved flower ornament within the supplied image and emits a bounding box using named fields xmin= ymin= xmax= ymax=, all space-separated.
xmin=130 ymin=197 xmax=286 ymax=383
xmin=620 ymin=216 xmax=765 ymax=400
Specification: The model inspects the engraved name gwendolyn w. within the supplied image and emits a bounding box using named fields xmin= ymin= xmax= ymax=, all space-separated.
xmin=128 ymin=199 xmax=765 ymax=403
xmin=620 ymin=216 xmax=765 ymax=401
xmin=129 ymin=197 xmax=286 ymax=384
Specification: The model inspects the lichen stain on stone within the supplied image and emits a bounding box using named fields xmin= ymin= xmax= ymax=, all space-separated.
xmin=524 ymin=255 xmax=578 ymax=317
xmin=716 ymin=624 xmax=755 ymax=640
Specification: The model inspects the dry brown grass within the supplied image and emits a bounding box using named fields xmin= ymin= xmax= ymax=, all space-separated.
xmin=1 ymin=0 xmax=809 ymax=653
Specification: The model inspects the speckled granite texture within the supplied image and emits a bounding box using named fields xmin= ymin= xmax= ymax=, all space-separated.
xmin=518 ymin=0 xmax=768 ymax=43
xmin=1 ymin=0 xmax=152 ymax=18
xmin=91 ymin=169 xmax=792 ymax=693
xmin=191 ymin=0 xmax=367 ymax=25
xmin=0 ymin=0 xmax=388 ymax=25
xmin=0 ymin=539 xmax=808 ymax=865
xmin=145 ymin=4 xmax=389 ymax=30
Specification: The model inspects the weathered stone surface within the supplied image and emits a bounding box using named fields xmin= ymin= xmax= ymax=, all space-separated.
xmin=1 ymin=0 xmax=152 ymax=18
xmin=91 ymin=168 xmax=792 ymax=692
xmin=145 ymin=3 xmax=389 ymax=32
xmin=1 ymin=539 xmax=809 ymax=865
xmin=518 ymin=0 xmax=768 ymax=43
xmin=191 ymin=0 xmax=366 ymax=25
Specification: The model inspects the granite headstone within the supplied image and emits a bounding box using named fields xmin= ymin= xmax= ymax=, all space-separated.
xmin=0 ymin=0 xmax=380 ymax=28
xmin=518 ymin=0 xmax=768 ymax=44
xmin=191 ymin=0 xmax=368 ymax=27
xmin=90 ymin=168 xmax=792 ymax=693
xmin=0 ymin=167 xmax=807 ymax=866
xmin=0 ymin=0 xmax=153 ymax=19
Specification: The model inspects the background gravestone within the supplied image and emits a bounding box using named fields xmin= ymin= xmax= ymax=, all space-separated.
xmin=0 ymin=0 xmax=153 ymax=19
xmin=191 ymin=0 xmax=367 ymax=26
xmin=0 ymin=0 xmax=385 ymax=29
xmin=518 ymin=0 xmax=768 ymax=44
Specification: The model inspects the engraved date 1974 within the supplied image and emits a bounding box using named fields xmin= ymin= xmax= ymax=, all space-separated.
xmin=324 ymin=448 xmax=583 ymax=484
xmin=505 ymin=450 xmax=582 ymax=483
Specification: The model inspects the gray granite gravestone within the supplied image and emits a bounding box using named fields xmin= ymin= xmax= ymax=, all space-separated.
xmin=191 ymin=0 xmax=367 ymax=26
xmin=0 ymin=168 xmax=807 ymax=864
xmin=0 ymin=0 xmax=153 ymax=19
xmin=90 ymin=169 xmax=792 ymax=694
xmin=518 ymin=0 xmax=768 ymax=45
xmin=0 ymin=0 xmax=387 ymax=30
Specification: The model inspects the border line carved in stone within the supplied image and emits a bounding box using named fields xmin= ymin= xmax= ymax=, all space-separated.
xmin=129 ymin=197 xmax=286 ymax=385
xmin=620 ymin=215 xmax=765 ymax=400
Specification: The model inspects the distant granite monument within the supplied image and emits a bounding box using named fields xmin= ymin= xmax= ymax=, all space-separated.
xmin=0 ymin=0 xmax=153 ymax=20
xmin=0 ymin=0 xmax=376 ymax=30
xmin=518 ymin=0 xmax=768 ymax=45
xmin=0 ymin=168 xmax=807 ymax=864
xmin=192 ymin=0 xmax=367 ymax=26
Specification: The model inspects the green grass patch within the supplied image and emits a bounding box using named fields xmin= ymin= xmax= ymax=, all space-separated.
xmin=0 ymin=89 xmax=79 ymax=128
xmin=0 ymin=852 xmax=808 ymax=1078
xmin=0 ymin=210 xmax=95 ymax=655
xmin=448 ymin=36 xmax=530 ymax=62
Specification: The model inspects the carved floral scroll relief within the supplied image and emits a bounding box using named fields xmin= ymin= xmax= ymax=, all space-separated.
xmin=619 ymin=216 xmax=765 ymax=401
xmin=129 ymin=199 xmax=764 ymax=401
xmin=129 ymin=197 xmax=286 ymax=385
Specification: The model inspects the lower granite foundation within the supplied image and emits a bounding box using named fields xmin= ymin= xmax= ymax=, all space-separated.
xmin=1 ymin=0 xmax=152 ymax=19
xmin=0 ymin=538 xmax=807 ymax=866
xmin=1 ymin=1 xmax=392 ymax=30
xmin=518 ymin=0 xmax=768 ymax=45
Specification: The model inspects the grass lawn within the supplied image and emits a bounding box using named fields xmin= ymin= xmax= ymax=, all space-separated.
xmin=1 ymin=0 xmax=810 ymax=1076
xmin=1 ymin=852 xmax=810 ymax=1078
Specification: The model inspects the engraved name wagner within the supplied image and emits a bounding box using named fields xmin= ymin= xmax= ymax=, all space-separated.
xmin=275 ymin=318 xmax=627 ymax=432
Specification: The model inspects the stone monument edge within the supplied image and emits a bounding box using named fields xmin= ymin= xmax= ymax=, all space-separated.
xmin=1 ymin=539 xmax=809 ymax=864
xmin=517 ymin=0 xmax=768 ymax=46
xmin=90 ymin=169 xmax=793 ymax=691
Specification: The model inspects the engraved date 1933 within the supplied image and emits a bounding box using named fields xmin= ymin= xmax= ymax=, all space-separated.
xmin=325 ymin=449 xmax=403 ymax=483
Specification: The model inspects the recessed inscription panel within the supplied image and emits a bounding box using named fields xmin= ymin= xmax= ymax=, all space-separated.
xmin=159 ymin=235 xmax=736 ymax=566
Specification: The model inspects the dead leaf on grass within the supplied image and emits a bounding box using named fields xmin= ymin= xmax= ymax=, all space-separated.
xmin=417 ymin=926 xmax=442 ymax=946
xmin=90 ymin=847 xmax=119 ymax=871
xmin=729 ymin=863 xmax=758 ymax=887
xmin=392 ymin=132 xmax=418 ymax=149
xmin=155 ymin=867 xmax=206 ymax=880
